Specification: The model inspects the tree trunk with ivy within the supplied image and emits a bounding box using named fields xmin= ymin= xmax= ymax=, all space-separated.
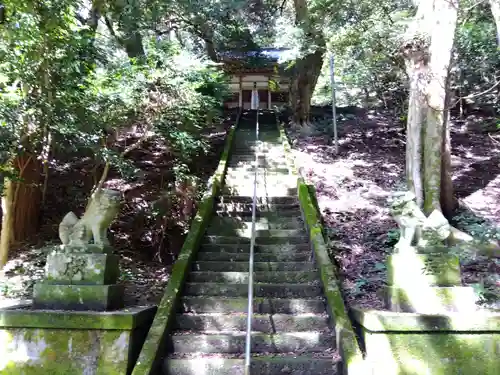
xmin=402 ymin=0 xmax=458 ymax=218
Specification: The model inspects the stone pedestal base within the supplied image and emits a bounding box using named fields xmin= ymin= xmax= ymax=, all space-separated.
xmin=33 ymin=245 xmax=123 ymax=311
xmin=352 ymin=307 xmax=500 ymax=375
xmin=387 ymin=253 xmax=461 ymax=287
xmin=386 ymin=252 xmax=478 ymax=313
xmin=33 ymin=283 xmax=124 ymax=311
xmin=45 ymin=252 xmax=119 ymax=285
xmin=385 ymin=285 xmax=478 ymax=313
xmin=0 ymin=304 xmax=156 ymax=374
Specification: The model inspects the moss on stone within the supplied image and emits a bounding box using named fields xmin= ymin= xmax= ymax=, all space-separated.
xmin=131 ymin=123 xmax=238 ymax=375
xmin=387 ymin=253 xmax=461 ymax=287
xmin=33 ymin=283 xmax=124 ymax=311
xmin=0 ymin=328 xmax=132 ymax=374
xmin=45 ymin=252 xmax=119 ymax=285
xmin=363 ymin=329 xmax=500 ymax=375
xmin=385 ymin=285 xmax=478 ymax=313
xmin=0 ymin=306 xmax=156 ymax=330
xmin=296 ymin=176 xmax=366 ymax=373
xmin=352 ymin=307 xmax=500 ymax=332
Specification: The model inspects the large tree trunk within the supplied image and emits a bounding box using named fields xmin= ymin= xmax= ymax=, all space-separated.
xmin=122 ymin=32 xmax=145 ymax=59
xmin=0 ymin=178 xmax=14 ymax=268
xmin=11 ymin=154 xmax=42 ymax=242
xmin=291 ymin=50 xmax=324 ymax=126
xmin=403 ymin=0 xmax=459 ymax=217
xmin=290 ymin=0 xmax=325 ymax=127
xmin=0 ymin=154 xmax=42 ymax=269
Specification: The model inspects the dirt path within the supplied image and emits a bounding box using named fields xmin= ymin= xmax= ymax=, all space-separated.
xmin=287 ymin=108 xmax=500 ymax=310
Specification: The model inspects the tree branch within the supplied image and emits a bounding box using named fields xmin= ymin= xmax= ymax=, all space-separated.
xmin=280 ymin=0 xmax=288 ymax=15
xmin=451 ymin=77 xmax=500 ymax=107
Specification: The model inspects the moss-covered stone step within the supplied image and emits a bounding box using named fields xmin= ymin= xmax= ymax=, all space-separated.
xmin=214 ymin=210 xmax=300 ymax=220
xmin=184 ymin=282 xmax=322 ymax=298
xmin=164 ymin=355 xmax=338 ymax=375
xmin=192 ymin=261 xmax=314 ymax=272
xmin=203 ymin=235 xmax=308 ymax=246
xmin=223 ymin=180 xmax=297 ymax=190
xmin=218 ymin=196 xmax=298 ymax=205
xmin=230 ymin=153 xmax=288 ymax=161
xmin=224 ymin=173 xmax=297 ymax=182
xmin=195 ymin=251 xmax=311 ymax=262
xmin=225 ymin=166 xmax=290 ymax=174
xmin=179 ymin=297 xmax=326 ymax=314
xmin=189 ymin=270 xmax=318 ymax=284
xmin=174 ymin=313 xmax=329 ymax=332
xmin=232 ymin=134 xmax=280 ymax=143
xmin=205 ymin=226 xmax=305 ymax=238
xmin=228 ymin=160 xmax=289 ymax=169
xmin=215 ymin=203 xmax=300 ymax=214
xmin=231 ymin=141 xmax=282 ymax=148
xmin=168 ymin=331 xmax=332 ymax=353
xmin=208 ymin=216 xmax=303 ymax=230
xmin=230 ymin=150 xmax=272 ymax=156
xmin=221 ymin=187 xmax=298 ymax=198
xmin=199 ymin=243 xmax=310 ymax=254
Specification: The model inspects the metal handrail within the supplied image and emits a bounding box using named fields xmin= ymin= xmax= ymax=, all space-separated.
xmin=244 ymin=109 xmax=259 ymax=375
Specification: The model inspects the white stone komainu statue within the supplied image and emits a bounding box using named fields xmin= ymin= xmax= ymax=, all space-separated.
xmin=58 ymin=188 xmax=121 ymax=247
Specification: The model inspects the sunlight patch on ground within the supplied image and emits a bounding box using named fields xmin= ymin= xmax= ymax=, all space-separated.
xmin=461 ymin=175 xmax=500 ymax=225
xmin=291 ymin=147 xmax=394 ymax=214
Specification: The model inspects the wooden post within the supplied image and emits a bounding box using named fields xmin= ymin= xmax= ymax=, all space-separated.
xmin=268 ymin=90 xmax=271 ymax=109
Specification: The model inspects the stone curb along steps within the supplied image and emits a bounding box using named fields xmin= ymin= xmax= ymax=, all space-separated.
xmin=130 ymin=110 xmax=241 ymax=375
xmin=132 ymin=110 xmax=355 ymax=375
xmin=277 ymin=116 xmax=368 ymax=375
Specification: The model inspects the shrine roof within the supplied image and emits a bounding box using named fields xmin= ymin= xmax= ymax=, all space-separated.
xmin=219 ymin=48 xmax=292 ymax=75
xmin=219 ymin=48 xmax=291 ymax=62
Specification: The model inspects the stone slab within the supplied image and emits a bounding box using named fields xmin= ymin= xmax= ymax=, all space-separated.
xmin=33 ymin=283 xmax=124 ymax=311
xmin=352 ymin=307 xmax=500 ymax=332
xmin=385 ymin=285 xmax=479 ymax=313
xmin=57 ymin=243 xmax=113 ymax=254
xmin=165 ymin=356 xmax=338 ymax=375
xmin=358 ymin=323 xmax=500 ymax=375
xmin=168 ymin=331 xmax=333 ymax=353
xmin=0 ymin=305 xmax=156 ymax=375
xmin=45 ymin=251 xmax=119 ymax=285
xmin=0 ymin=305 xmax=157 ymax=330
xmin=387 ymin=253 xmax=461 ymax=287
xmin=353 ymin=308 xmax=500 ymax=375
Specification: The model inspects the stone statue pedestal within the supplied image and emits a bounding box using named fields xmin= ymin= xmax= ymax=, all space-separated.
xmin=385 ymin=251 xmax=478 ymax=313
xmin=33 ymin=244 xmax=124 ymax=311
xmin=387 ymin=192 xmax=479 ymax=314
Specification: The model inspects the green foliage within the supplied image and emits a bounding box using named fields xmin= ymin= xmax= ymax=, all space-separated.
xmin=453 ymin=6 xmax=500 ymax=110
xmin=384 ymin=228 xmax=400 ymax=247
xmin=310 ymin=0 xmax=499 ymax=114
xmin=0 ymin=0 xmax=230 ymax=186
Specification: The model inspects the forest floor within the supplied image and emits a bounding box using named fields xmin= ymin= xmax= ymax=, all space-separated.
xmin=286 ymin=106 xmax=500 ymax=311
xmin=0 ymin=110 xmax=236 ymax=308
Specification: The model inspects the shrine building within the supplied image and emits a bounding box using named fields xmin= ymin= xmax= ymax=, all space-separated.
xmin=220 ymin=48 xmax=291 ymax=110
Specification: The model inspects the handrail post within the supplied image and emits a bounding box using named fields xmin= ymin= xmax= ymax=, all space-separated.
xmin=244 ymin=109 xmax=259 ymax=375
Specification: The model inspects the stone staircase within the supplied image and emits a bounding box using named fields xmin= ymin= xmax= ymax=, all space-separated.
xmin=163 ymin=110 xmax=338 ymax=374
